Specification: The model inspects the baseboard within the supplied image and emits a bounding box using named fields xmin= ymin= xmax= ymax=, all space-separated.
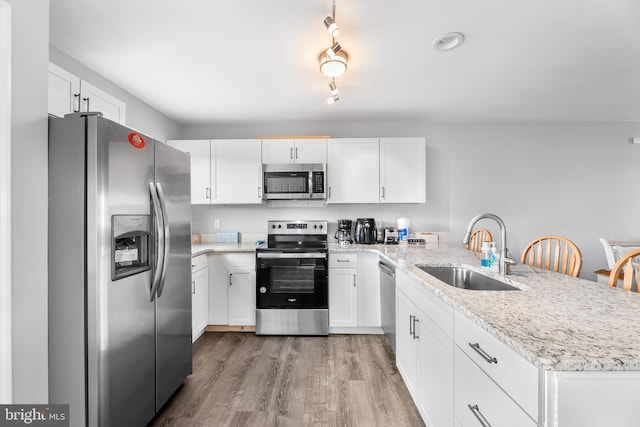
xmin=329 ymin=327 xmax=384 ymax=335
xmin=205 ymin=324 xmax=256 ymax=332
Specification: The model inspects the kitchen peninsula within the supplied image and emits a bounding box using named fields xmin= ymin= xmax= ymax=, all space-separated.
xmin=194 ymin=241 xmax=640 ymax=426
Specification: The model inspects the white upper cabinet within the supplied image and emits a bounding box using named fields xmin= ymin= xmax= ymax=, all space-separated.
xmin=262 ymin=139 xmax=327 ymax=164
xmin=380 ymin=137 xmax=426 ymax=203
xmin=327 ymin=138 xmax=380 ymax=203
xmin=168 ymin=139 xmax=262 ymax=205
xmin=213 ymin=139 xmax=262 ymax=204
xmin=48 ymin=62 xmax=80 ymax=118
xmin=166 ymin=140 xmax=211 ymax=204
xmin=79 ymin=80 xmax=126 ymax=125
xmin=48 ymin=62 xmax=126 ymax=124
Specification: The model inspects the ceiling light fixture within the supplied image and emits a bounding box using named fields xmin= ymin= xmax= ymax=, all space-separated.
xmin=433 ymin=32 xmax=465 ymax=51
xmin=320 ymin=0 xmax=348 ymax=103
xmin=323 ymin=16 xmax=340 ymax=38
xmin=319 ymin=50 xmax=348 ymax=77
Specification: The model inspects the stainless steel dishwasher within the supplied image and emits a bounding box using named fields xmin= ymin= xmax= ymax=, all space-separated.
xmin=378 ymin=260 xmax=396 ymax=354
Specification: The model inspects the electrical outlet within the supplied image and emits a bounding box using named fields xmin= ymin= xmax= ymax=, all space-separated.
xmin=214 ymin=219 xmax=221 ymax=229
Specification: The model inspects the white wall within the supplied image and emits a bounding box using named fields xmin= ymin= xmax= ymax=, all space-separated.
xmin=49 ymin=46 xmax=183 ymax=141
xmin=184 ymin=120 xmax=640 ymax=281
xmin=8 ymin=0 xmax=49 ymax=403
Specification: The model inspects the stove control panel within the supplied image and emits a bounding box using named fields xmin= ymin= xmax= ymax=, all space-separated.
xmin=267 ymin=220 xmax=327 ymax=235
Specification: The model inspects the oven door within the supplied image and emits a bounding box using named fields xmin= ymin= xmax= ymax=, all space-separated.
xmin=256 ymin=252 xmax=328 ymax=308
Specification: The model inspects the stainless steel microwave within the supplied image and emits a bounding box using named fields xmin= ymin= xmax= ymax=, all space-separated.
xmin=262 ymin=163 xmax=326 ymax=200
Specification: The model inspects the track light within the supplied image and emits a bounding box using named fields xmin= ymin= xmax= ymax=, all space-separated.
xmin=328 ymin=81 xmax=339 ymax=96
xmin=319 ymin=1 xmax=347 ymax=102
xmin=323 ymin=16 xmax=340 ymax=38
xmin=319 ymin=50 xmax=348 ymax=77
xmin=325 ymin=41 xmax=341 ymax=58
xmin=327 ymin=80 xmax=340 ymax=104
xmin=327 ymin=94 xmax=340 ymax=104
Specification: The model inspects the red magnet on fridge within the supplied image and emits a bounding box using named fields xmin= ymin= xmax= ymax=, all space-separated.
xmin=128 ymin=133 xmax=145 ymax=149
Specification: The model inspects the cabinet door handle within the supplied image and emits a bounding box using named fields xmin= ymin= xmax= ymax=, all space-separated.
xmin=468 ymin=404 xmax=492 ymax=427
xmin=73 ymin=93 xmax=81 ymax=112
xmin=290 ymin=147 xmax=294 ymax=160
xmin=381 ymin=186 xmax=386 ymax=199
xmin=295 ymin=147 xmax=299 ymax=159
xmin=205 ymin=187 xmax=210 ymax=199
xmin=468 ymin=343 xmax=498 ymax=364
xmin=258 ymin=186 xmax=262 ymax=198
xmin=412 ymin=317 xmax=419 ymax=340
xmin=229 ymin=273 xmax=233 ymax=286
xmin=83 ymin=96 xmax=90 ymax=112
xmin=192 ymin=280 xmax=196 ymax=295
xmin=336 ymin=259 xmax=350 ymax=263
xmin=409 ymin=314 xmax=415 ymax=337
xmin=353 ymin=274 xmax=356 ymax=287
xmin=328 ymin=186 xmax=332 ymax=199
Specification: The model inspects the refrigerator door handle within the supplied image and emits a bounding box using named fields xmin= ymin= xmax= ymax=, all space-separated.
xmin=149 ymin=182 xmax=165 ymax=302
xmin=155 ymin=182 xmax=171 ymax=298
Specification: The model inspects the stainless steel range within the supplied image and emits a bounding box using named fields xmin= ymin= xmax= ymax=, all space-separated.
xmin=255 ymin=220 xmax=329 ymax=335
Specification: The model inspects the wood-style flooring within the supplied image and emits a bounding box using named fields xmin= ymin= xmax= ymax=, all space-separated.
xmin=150 ymin=332 xmax=424 ymax=427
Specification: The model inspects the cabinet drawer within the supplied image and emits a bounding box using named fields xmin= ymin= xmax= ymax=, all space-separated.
xmin=329 ymin=253 xmax=357 ymax=268
xmin=191 ymin=254 xmax=208 ymax=273
xmin=397 ymin=270 xmax=453 ymax=339
xmin=455 ymin=346 xmax=537 ymax=427
xmin=455 ymin=311 xmax=539 ymax=420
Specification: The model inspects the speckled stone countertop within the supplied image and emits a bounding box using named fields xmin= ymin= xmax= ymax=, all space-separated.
xmin=191 ymin=242 xmax=259 ymax=256
xmin=331 ymin=242 xmax=640 ymax=372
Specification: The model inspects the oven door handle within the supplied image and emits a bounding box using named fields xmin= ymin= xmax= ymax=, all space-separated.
xmin=257 ymin=252 xmax=327 ymax=259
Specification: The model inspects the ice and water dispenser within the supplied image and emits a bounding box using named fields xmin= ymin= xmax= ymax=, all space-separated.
xmin=111 ymin=215 xmax=151 ymax=280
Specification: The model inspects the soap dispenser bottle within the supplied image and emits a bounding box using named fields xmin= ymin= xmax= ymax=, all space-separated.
xmin=489 ymin=241 xmax=500 ymax=272
xmin=481 ymin=241 xmax=492 ymax=268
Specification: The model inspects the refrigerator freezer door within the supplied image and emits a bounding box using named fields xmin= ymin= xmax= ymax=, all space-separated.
xmin=89 ymin=117 xmax=157 ymax=426
xmin=154 ymin=141 xmax=193 ymax=410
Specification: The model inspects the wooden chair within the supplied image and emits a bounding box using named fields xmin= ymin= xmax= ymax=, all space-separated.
xmin=465 ymin=228 xmax=493 ymax=252
xmin=520 ymin=235 xmax=582 ymax=277
xmin=607 ymin=248 xmax=640 ymax=292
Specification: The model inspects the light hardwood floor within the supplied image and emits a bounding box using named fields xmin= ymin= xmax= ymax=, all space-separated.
xmin=150 ymin=332 xmax=425 ymax=427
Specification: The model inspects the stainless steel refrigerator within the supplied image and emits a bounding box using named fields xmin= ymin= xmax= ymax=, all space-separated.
xmin=48 ymin=113 xmax=192 ymax=427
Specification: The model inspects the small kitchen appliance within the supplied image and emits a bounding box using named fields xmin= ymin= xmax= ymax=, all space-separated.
xmin=256 ymin=220 xmax=329 ymax=335
xmin=354 ymin=218 xmax=377 ymax=244
xmin=383 ymin=227 xmax=398 ymax=244
xmin=334 ymin=219 xmax=353 ymax=245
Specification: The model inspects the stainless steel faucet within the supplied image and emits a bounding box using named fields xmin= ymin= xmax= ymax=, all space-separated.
xmin=462 ymin=213 xmax=516 ymax=274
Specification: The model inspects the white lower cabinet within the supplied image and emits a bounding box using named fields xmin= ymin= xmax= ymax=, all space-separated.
xmin=329 ymin=253 xmax=358 ymax=327
xmin=329 ymin=252 xmax=381 ymax=329
xmin=455 ymin=346 xmax=537 ymax=427
xmin=191 ymin=255 xmax=209 ymax=342
xmin=396 ymin=270 xmax=454 ymax=427
xmin=208 ymin=253 xmax=256 ymax=326
xmin=227 ymin=266 xmax=256 ymax=326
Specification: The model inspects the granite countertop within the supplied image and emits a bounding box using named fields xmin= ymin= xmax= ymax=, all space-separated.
xmin=331 ymin=242 xmax=640 ymax=372
xmin=193 ymin=240 xmax=640 ymax=372
xmin=191 ymin=241 xmax=259 ymax=256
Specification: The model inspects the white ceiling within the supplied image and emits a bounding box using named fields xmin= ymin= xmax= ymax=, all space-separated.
xmin=50 ymin=0 xmax=640 ymax=125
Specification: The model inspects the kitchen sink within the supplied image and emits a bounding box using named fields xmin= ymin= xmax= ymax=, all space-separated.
xmin=418 ymin=266 xmax=520 ymax=291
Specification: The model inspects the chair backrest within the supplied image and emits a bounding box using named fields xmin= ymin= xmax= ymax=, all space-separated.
xmin=599 ymin=238 xmax=640 ymax=269
xmin=520 ymin=235 xmax=583 ymax=277
xmin=608 ymin=248 xmax=640 ymax=292
xmin=466 ymin=228 xmax=493 ymax=252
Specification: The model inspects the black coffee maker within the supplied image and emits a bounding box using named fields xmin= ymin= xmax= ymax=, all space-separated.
xmin=354 ymin=218 xmax=377 ymax=244
xmin=334 ymin=219 xmax=353 ymax=245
